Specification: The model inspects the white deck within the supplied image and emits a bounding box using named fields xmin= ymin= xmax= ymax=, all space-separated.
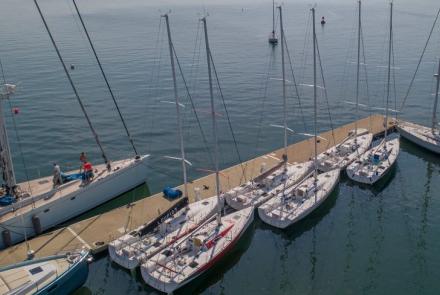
xmin=346 ymin=138 xmax=400 ymax=184
xmin=317 ymin=129 xmax=373 ymax=172
xmin=141 ymin=207 xmax=254 ymax=293
xmin=258 ymin=169 xmax=340 ymax=229
xmin=0 ymin=157 xmax=146 ymax=223
xmin=108 ymin=196 xmax=218 ymax=270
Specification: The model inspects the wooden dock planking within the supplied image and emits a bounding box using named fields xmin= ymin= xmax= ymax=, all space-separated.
xmin=0 ymin=114 xmax=394 ymax=266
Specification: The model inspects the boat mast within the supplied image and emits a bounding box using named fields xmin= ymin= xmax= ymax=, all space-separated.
xmin=164 ymin=14 xmax=188 ymax=198
xmin=202 ymin=17 xmax=221 ymax=224
xmin=278 ymin=6 xmax=288 ymax=164
xmin=432 ymin=58 xmax=440 ymax=133
xmin=34 ymin=0 xmax=111 ymax=170
xmin=272 ymin=0 xmax=276 ymax=36
xmin=0 ymin=85 xmax=16 ymax=194
xmin=72 ymin=0 xmax=138 ymax=156
xmin=354 ymin=0 xmax=361 ymax=142
xmin=384 ymin=1 xmax=393 ymax=139
xmin=312 ymin=7 xmax=318 ymax=183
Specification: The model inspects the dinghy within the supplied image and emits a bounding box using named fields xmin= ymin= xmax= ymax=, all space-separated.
xmin=0 ymin=250 xmax=89 ymax=295
xmin=258 ymin=6 xmax=340 ymax=229
xmin=346 ymin=2 xmax=400 ymax=185
xmin=109 ymin=196 xmax=217 ymax=270
xmin=141 ymin=206 xmax=254 ymax=293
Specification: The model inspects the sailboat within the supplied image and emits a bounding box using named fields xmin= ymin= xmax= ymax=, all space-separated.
xmin=140 ymin=16 xmax=254 ymax=293
xmin=108 ymin=14 xmax=218 ymax=271
xmin=258 ymin=6 xmax=340 ymax=229
xmin=0 ymin=250 xmax=89 ymax=294
xmin=346 ymin=1 xmax=400 ymax=185
xmin=0 ymin=0 xmax=150 ymax=249
xmin=397 ymin=61 xmax=440 ymax=153
xmin=268 ymin=0 xmax=278 ymax=45
xmin=226 ymin=3 xmax=313 ymax=211
xmin=316 ymin=0 xmax=373 ymax=173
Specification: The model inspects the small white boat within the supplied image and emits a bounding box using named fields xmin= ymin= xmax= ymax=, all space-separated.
xmin=317 ymin=128 xmax=373 ymax=172
xmin=258 ymin=169 xmax=340 ymax=229
xmin=0 ymin=250 xmax=89 ymax=295
xmin=346 ymin=137 xmax=399 ymax=185
xmin=397 ymin=121 xmax=440 ymax=154
xmin=141 ymin=206 xmax=254 ymax=294
xmin=268 ymin=0 xmax=278 ymax=45
xmin=225 ymin=161 xmax=313 ymax=210
xmin=108 ymin=196 xmax=217 ymax=270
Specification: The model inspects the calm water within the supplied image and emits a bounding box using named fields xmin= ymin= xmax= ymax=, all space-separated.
xmin=1 ymin=0 xmax=440 ymax=294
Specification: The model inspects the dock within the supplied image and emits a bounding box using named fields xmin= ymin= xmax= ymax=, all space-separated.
xmin=0 ymin=114 xmax=394 ymax=266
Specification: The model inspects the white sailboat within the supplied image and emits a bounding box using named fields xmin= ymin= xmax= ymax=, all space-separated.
xmin=268 ymin=0 xmax=278 ymax=45
xmin=346 ymin=1 xmax=400 ymax=185
xmin=141 ymin=16 xmax=254 ymax=293
xmin=258 ymin=6 xmax=340 ymax=229
xmin=108 ymin=14 xmax=218 ymax=271
xmin=397 ymin=59 xmax=440 ymax=153
xmin=0 ymin=1 xmax=150 ymax=249
xmin=141 ymin=206 xmax=253 ymax=293
xmin=226 ymin=4 xmax=313 ymax=211
xmin=317 ymin=1 xmax=373 ymax=173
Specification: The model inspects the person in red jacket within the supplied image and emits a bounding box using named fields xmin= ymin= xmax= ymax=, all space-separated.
xmin=82 ymin=161 xmax=94 ymax=183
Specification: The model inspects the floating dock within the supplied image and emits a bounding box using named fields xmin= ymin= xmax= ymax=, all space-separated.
xmin=0 ymin=114 xmax=394 ymax=266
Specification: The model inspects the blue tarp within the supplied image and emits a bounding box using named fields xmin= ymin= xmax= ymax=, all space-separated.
xmin=0 ymin=195 xmax=16 ymax=206
xmin=61 ymin=172 xmax=84 ymax=182
xmin=163 ymin=187 xmax=183 ymax=199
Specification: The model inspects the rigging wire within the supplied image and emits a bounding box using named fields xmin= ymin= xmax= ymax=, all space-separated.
xmin=284 ymin=35 xmax=307 ymax=131
xmin=72 ymin=0 xmax=138 ymax=156
xmin=209 ymin=52 xmax=248 ymax=182
xmin=399 ymin=8 xmax=440 ymax=112
xmin=315 ymin=37 xmax=336 ymax=145
xmin=172 ymin=41 xmax=215 ymax=168
xmin=360 ymin=23 xmax=373 ymax=130
xmin=34 ymin=0 xmax=111 ymax=170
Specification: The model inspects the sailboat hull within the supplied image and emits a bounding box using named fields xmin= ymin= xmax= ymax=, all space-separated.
xmin=0 ymin=155 xmax=149 ymax=249
xmin=397 ymin=121 xmax=440 ymax=154
xmin=141 ymin=207 xmax=254 ymax=294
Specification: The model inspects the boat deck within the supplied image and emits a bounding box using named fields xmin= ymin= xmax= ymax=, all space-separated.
xmin=0 ymin=114 xmax=394 ymax=266
xmin=0 ymin=158 xmax=140 ymax=222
